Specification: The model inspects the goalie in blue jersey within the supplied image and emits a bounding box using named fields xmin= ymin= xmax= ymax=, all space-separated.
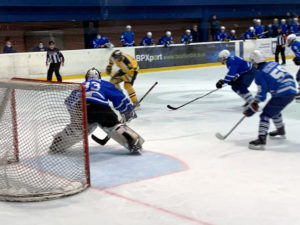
xmin=243 ymin=50 xmax=297 ymax=150
xmin=50 ymin=68 xmax=144 ymax=154
xmin=216 ymin=50 xmax=256 ymax=106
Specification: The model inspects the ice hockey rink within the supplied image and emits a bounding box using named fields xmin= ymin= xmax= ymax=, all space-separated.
xmin=1 ymin=60 xmax=300 ymax=225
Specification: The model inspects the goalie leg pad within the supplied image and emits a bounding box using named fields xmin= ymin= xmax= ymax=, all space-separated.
xmin=104 ymin=124 xmax=144 ymax=153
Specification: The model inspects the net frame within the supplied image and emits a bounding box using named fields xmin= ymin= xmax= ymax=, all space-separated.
xmin=0 ymin=78 xmax=90 ymax=202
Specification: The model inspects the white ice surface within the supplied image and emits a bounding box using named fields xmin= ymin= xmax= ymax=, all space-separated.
xmin=1 ymin=60 xmax=300 ymax=225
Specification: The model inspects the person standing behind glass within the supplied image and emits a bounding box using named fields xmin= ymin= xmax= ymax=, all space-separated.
xmin=275 ymin=27 xmax=286 ymax=65
xmin=33 ymin=41 xmax=47 ymax=52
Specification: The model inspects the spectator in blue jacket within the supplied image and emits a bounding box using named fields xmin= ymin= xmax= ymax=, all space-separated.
xmin=120 ymin=25 xmax=135 ymax=47
xmin=217 ymin=26 xmax=228 ymax=41
xmin=180 ymin=29 xmax=193 ymax=44
xmin=272 ymin=18 xmax=279 ymax=37
xmin=158 ymin=31 xmax=173 ymax=46
xmin=3 ymin=40 xmax=16 ymax=53
xmin=140 ymin=32 xmax=154 ymax=46
xmin=279 ymin=19 xmax=288 ymax=34
xmin=93 ymin=33 xmax=110 ymax=48
xmin=290 ymin=18 xmax=299 ymax=35
xmin=33 ymin=41 xmax=47 ymax=52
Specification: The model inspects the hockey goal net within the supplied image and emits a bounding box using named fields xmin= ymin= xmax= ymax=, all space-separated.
xmin=0 ymin=78 xmax=90 ymax=202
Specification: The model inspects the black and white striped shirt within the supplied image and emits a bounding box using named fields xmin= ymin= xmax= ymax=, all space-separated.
xmin=276 ymin=33 xmax=285 ymax=46
xmin=46 ymin=48 xmax=64 ymax=64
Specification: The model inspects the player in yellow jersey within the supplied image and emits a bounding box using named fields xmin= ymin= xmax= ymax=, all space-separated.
xmin=106 ymin=50 xmax=139 ymax=105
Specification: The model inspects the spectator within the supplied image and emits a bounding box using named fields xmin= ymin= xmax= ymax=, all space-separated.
xmin=120 ymin=25 xmax=135 ymax=47
xmin=46 ymin=41 xmax=64 ymax=82
xmin=180 ymin=29 xmax=193 ymax=44
xmin=140 ymin=32 xmax=154 ymax=46
xmin=272 ymin=18 xmax=279 ymax=37
xmin=286 ymin=12 xmax=293 ymax=28
xmin=157 ymin=31 xmax=173 ymax=46
xmin=279 ymin=19 xmax=288 ymax=34
xmin=254 ymin=19 xmax=264 ymax=38
xmin=3 ymin=40 xmax=16 ymax=53
xmin=33 ymin=41 xmax=47 ymax=52
xmin=243 ymin=27 xmax=256 ymax=39
xmin=275 ymin=27 xmax=286 ymax=65
xmin=216 ymin=26 xmax=227 ymax=41
xmin=290 ymin=18 xmax=299 ymax=35
xmin=266 ymin=24 xmax=274 ymax=38
xmin=210 ymin=15 xmax=220 ymax=41
xmin=227 ymin=30 xmax=237 ymax=40
xmin=191 ymin=24 xmax=200 ymax=42
xmin=93 ymin=33 xmax=110 ymax=48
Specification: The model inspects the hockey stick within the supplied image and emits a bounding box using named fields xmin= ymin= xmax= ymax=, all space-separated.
xmin=215 ymin=115 xmax=246 ymax=140
xmin=92 ymin=81 xmax=158 ymax=146
xmin=167 ymin=87 xmax=222 ymax=110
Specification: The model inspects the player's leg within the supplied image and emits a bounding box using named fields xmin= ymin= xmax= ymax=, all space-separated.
xmin=110 ymin=70 xmax=125 ymax=90
xmin=281 ymin=47 xmax=286 ymax=64
xmin=124 ymin=82 xmax=137 ymax=104
xmin=88 ymin=102 xmax=144 ymax=153
xmin=275 ymin=46 xmax=280 ymax=63
xmin=47 ymin=63 xmax=55 ymax=81
xmin=54 ymin=63 xmax=62 ymax=82
xmin=296 ymin=68 xmax=300 ymax=102
xmin=269 ymin=113 xmax=285 ymax=138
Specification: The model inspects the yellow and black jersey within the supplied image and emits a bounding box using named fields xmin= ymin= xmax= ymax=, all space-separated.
xmin=109 ymin=53 xmax=138 ymax=76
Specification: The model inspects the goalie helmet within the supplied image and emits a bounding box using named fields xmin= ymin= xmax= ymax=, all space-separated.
xmin=218 ymin=49 xmax=230 ymax=64
xmin=111 ymin=50 xmax=122 ymax=61
xmin=249 ymin=50 xmax=265 ymax=64
xmin=85 ymin=67 xmax=101 ymax=81
xmin=287 ymin=34 xmax=297 ymax=47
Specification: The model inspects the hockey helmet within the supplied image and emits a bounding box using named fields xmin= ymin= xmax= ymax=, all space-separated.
xmin=186 ymin=29 xmax=191 ymax=34
xmin=218 ymin=49 xmax=230 ymax=64
xmin=111 ymin=50 xmax=122 ymax=61
xmin=230 ymin=29 xmax=236 ymax=34
xmin=249 ymin=50 xmax=265 ymax=65
xmin=147 ymin=32 xmax=152 ymax=37
xmin=249 ymin=26 xmax=255 ymax=31
xmin=85 ymin=67 xmax=101 ymax=81
xmin=287 ymin=34 xmax=297 ymax=47
xmin=166 ymin=31 xmax=172 ymax=37
xmin=220 ymin=26 xmax=226 ymax=30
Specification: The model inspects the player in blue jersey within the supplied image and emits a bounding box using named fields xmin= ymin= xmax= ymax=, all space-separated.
xmin=216 ymin=50 xmax=256 ymax=106
xmin=180 ymin=29 xmax=193 ymax=44
xmin=254 ymin=19 xmax=264 ymax=39
xmin=216 ymin=26 xmax=228 ymax=41
xmin=50 ymin=68 xmax=144 ymax=154
xmin=287 ymin=34 xmax=300 ymax=101
xmin=279 ymin=19 xmax=288 ymax=34
xmin=244 ymin=50 xmax=297 ymax=150
xmin=120 ymin=25 xmax=135 ymax=47
xmin=243 ymin=27 xmax=256 ymax=40
xmin=290 ymin=18 xmax=299 ymax=35
xmin=227 ymin=30 xmax=237 ymax=41
xmin=92 ymin=33 xmax=111 ymax=48
xmin=158 ymin=31 xmax=174 ymax=46
xmin=140 ymin=32 xmax=154 ymax=46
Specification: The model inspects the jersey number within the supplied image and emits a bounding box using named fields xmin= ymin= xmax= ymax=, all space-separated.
xmin=270 ymin=67 xmax=286 ymax=79
xmin=85 ymin=82 xmax=101 ymax=91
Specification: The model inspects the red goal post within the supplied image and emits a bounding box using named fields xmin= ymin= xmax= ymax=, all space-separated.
xmin=0 ymin=78 xmax=90 ymax=202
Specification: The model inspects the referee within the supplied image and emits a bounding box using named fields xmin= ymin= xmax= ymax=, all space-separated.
xmin=275 ymin=27 xmax=286 ymax=65
xmin=46 ymin=41 xmax=64 ymax=82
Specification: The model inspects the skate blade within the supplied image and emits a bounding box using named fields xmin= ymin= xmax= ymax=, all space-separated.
xmin=269 ymin=135 xmax=286 ymax=140
xmin=248 ymin=144 xmax=265 ymax=150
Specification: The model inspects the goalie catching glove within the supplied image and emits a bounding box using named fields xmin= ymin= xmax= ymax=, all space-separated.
xmin=121 ymin=104 xmax=137 ymax=122
xmin=243 ymin=101 xmax=259 ymax=117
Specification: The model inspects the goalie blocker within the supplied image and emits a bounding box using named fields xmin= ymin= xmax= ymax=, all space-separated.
xmin=50 ymin=68 xmax=144 ymax=154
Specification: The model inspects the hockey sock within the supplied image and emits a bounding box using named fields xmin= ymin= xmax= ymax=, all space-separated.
xmin=259 ymin=116 xmax=270 ymax=136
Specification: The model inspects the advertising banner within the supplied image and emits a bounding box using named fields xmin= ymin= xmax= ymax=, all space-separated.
xmin=135 ymin=42 xmax=235 ymax=69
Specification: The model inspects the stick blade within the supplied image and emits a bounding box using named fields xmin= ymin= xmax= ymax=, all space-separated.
xmin=91 ymin=134 xmax=110 ymax=146
xmin=167 ymin=105 xmax=178 ymax=110
xmin=215 ymin=132 xmax=225 ymax=140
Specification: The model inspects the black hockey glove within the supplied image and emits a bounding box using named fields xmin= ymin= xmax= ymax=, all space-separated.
xmin=106 ymin=65 xmax=112 ymax=74
xmin=293 ymin=57 xmax=300 ymax=66
xmin=243 ymin=101 xmax=259 ymax=117
xmin=216 ymin=79 xmax=225 ymax=89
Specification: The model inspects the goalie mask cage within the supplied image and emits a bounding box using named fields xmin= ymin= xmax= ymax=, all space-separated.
xmin=0 ymin=78 xmax=90 ymax=202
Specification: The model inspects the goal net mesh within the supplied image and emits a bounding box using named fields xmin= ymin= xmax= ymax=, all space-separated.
xmin=0 ymin=79 xmax=89 ymax=202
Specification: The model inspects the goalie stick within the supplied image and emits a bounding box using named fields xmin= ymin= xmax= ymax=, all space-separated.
xmin=215 ymin=115 xmax=246 ymax=140
xmin=92 ymin=81 xmax=158 ymax=146
xmin=167 ymin=87 xmax=222 ymax=110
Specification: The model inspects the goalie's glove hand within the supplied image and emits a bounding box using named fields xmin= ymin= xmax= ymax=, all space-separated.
xmin=121 ymin=105 xmax=137 ymax=122
xmin=106 ymin=65 xmax=112 ymax=74
xmin=216 ymin=79 xmax=225 ymax=89
xmin=293 ymin=57 xmax=300 ymax=66
xmin=243 ymin=101 xmax=259 ymax=117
